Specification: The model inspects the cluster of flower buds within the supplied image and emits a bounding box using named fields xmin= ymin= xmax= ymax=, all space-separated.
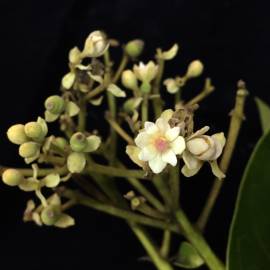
xmin=126 ymin=109 xmax=226 ymax=178
xmin=7 ymin=117 xmax=48 ymax=163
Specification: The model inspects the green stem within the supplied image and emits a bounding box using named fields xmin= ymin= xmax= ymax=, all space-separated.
xmin=72 ymin=191 xmax=180 ymax=233
xmin=130 ymin=223 xmax=174 ymax=270
xmin=160 ymin=230 xmax=171 ymax=258
xmin=152 ymin=55 xmax=165 ymax=117
xmin=196 ymin=82 xmax=248 ymax=231
xmin=127 ymin=177 xmax=166 ymax=213
xmin=141 ymin=94 xmax=149 ymax=123
xmin=78 ymin=97 xmax=87 ymax=132
xmin=112 ymin=54 xmax=129 ymax=83
xmin=153 ymin=175 xmax=173 ymax=209
xmin=169 ymin=166 xmax=180 ymax=209
xmin=175 ymin=209 xmax=225 ymax=270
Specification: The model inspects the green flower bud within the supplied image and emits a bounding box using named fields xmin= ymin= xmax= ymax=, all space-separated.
xmin=70 ymin=132 xmax=87 ymax=152
xmin=41 ymin=205 xmax=61 ymax=226
xmin=19 ymin=142 xmax=40 ymax=158
xmin=53 ymin=137 xmax=69 ymax=151
xmin=24 ymin=122 xmax=43 ymax=140
xmin=7 ymin=124 xmax=29 ymax=145
xmin=121 ymin=70 xmax=138 ymax=90
xmin=140 ymin=81 xmax=151 ymax=93
xmin=2 ymin=169 xmax=24 ymax=186
xmin=67 ymin=152 xmax=86 ymax=173
xmin=125 ymin=39 xmax=144 ymax=58
xmin=186 ymin=60 xmax=204 ymax=79
xmin=45 ymin=95 xmax=65 ymax=115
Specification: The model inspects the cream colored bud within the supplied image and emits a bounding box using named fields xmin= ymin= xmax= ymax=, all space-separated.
xmin=53 ymin=137 xmax=68 ymax=151
xmin=19 ymin=142 xmax=40 ymax=158
xmin=121 ymin=70 xmax=138 ymax=90
xmin=82 ymin=30 xmax=109 ymax=58
xmin=7 ymin=124 xmax=29 ymax=145
xmin=45 ymin=95 xmax=65 ymax=115
xmin=125 ymin=39 xmax=144 ymax=58
xmin=187 ymin=135 xmax=215 ymax=161
xmin=67 ymin=152 xmax=86 ymax=173
xmin=70 ymin=132 xmax=87 ymax=152
xmin=186 ymin=60 xmax=204 ymax=78
xmin=163 ymin=78 xmax=179 ymax=94
xmin=24 ymin=122 xmax=43 ymax=140
xmin=69 ymin=46 xmax=81 ymax=65
xmin=2 ymin=169 xmax=24 ymax=186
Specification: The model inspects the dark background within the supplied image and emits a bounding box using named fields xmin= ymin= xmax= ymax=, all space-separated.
xmin=0 ymin=0 xmax=268 ymax=269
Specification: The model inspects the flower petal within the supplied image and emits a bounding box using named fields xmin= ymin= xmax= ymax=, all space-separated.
xmin=209 ymin=160 xmax=225 ymax=179
xmin=149 ymin=154 xmax=167 ymax=174
xmin=138 ymin=145 xmax=158 ymax=161
xmin=211 ymin=132 xmax=226 ymax=160
xmin=182 ymin=151 xmax=202 ymax=170
xmin=126 ymin=145 xmax=146 ymax=169
xmin=165 ymin=127 xmax=180 ymax=142
xmin=135 ymin=132 xmax=151 ymax=149
xmin=181 ymin=163 xmax=203 ymax=177
xmin=170 ymin=136 xmax=186 ymax=155
xmin=156 ymin=118 xmax=170 ymax=133
xmin=162 ymin=149 xmax=177 ymax=166
xmin=188 ymin=126 xmax=210 ymax=140
xmin=144 ymin=121 xmax=159 ymax=134
xmin=160 ymin=109 xmax=174 ymax=122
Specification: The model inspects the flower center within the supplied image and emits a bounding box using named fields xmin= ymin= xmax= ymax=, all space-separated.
xmin=154 ymin=137 xmax=168 ymax=152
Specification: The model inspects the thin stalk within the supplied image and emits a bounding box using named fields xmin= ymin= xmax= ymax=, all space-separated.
xmin=73 ymin=191 xmax=180 ymax=233
xmin=169 ymin=166 xmax=180 ymax=209
xmin=130 ymin=223 xmax=174 ymax=270
xmin=160 ymin=230 xmax=171 ymax=258
xmin=112 ymin=54 xmax=129 ymax=83
xmin=197 ymin=82 xmax=248 ymax=231
xmin=141 ymin=94 xmax=149 ymax=123
xmin=78 ymin=97 xmax=87 ymax=132
xmin=175 ymin=209 xmax=225 ymax=270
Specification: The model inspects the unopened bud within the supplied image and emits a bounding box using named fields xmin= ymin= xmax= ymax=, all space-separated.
xmin=24 ymin=122 xmax=43 ymax=141
xmin=70 ymin=132 xmax=87 ymax=152
xmin=19 ymin=142 xmax=40 ymax=158
xmin=53 ymin=137 xmax=68 ymax=151
xmin=186 ymin=60 xmax=204 ymax=79
xmin=2 ymin=169 xmax=24 ymax=186
xmin=67 ymin=152 xmax=86 ymax=173
xmin=69 ymin=46 xmax=81 ymax=65
xmin=41 ymin=205 xmax=61 ymax=226
xmin=45 ymin=95 xmax=65 ymax=115
xmin=7 ymin=124 xmax=29 ymax=145
xmin=125 ymin=39 xmax=144 ymax=58
xmin=121 ymin=70 xmax=138 ymax=90
xmin=82 ymin=30 xmax=109 ymax=58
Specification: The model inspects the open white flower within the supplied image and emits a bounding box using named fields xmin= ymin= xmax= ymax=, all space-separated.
xmin=134 ymin=116 xmax=186 ymax=174
xmin=133 ymin=61 xmax=158 ymax=83
xmin=182 ymin=126 xmax=226 ymax=179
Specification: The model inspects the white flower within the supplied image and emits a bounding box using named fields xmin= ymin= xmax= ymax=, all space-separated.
xmin=133 ymin=61 xmax=158 ymax=83
xmin=181 ymin=126 xmax=226 ymax=179
xmin=134 ymin=116 xmax=186 ymax=174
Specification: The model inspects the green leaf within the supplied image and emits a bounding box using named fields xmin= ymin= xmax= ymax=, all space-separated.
xmin=255 ymin=97 xmax=270 ymax=134
xmin=173 ymin=242 xmax=204 ymax=269
xmin=227 ymin=129 xmax=270 ymax=270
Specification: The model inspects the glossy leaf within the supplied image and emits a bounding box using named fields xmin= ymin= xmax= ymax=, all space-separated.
xmin=255 ymin=97 xmax=270 ymax=134
xmin=227 ymin=129 xmax=270 ymax=270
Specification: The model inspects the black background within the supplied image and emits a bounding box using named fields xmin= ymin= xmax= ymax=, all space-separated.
xmin=0 ymin=0 xmax=268 ymax=269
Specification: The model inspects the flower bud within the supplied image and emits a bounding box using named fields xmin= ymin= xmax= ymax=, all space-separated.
xmin=53 ymin=137 xmax=68 ymax=151
xmin=67 ymin=152 xmax=86 ymax=173
xmin=24 ymin=122 xmax=43 ymax=141
xmin=82 ymin=30 xmax=109 ymax=58
xmin=163 ymin=78 xmax=179 ymax=94
xmin=125 ymin=39 xmax=144 ymax=58
xmin=186 ymin=135 xmax=215 ymax=161
xmin=2 ymin=169 xmax=24 ymax=186
xmin=186 ymin=60 xmax=204 ymax=79
xmin=121 ymin=70 xmax=138 ymax=90
xmin=45 ymin=95 xmax=65 ymax=115
xmin=41 ymin=205 xmax=61 ymax=226
xmin=19 ymin=142 xmax=40 ymax=158
xmin=70 ymin=132 xmax=88 ymax=152
xmin=69 ymin=46 xmax=81 ymax=65
xmin=7 ymin=124 xmax=29 ymax=145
